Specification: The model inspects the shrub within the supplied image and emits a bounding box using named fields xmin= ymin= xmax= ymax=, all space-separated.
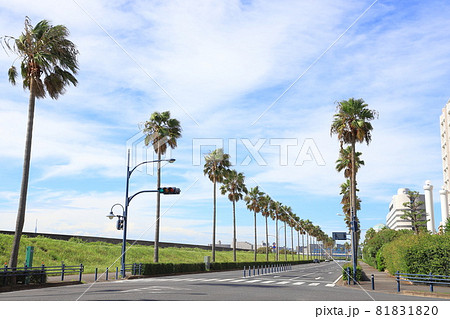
xmin=379 ymin=233 xmax=450 ymax=275
xmin=375 ymin=249 xmax=385 ymax=271
xmin=342 ymin=263 xmax=362 ymax=282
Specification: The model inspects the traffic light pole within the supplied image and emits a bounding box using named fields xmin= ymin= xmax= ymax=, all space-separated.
xmin=119 ymin=150 xmax=176 ymax=278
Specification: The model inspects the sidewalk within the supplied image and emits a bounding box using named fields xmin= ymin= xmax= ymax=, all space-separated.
xmin=340 ymin=262 xmax=450 ymax=300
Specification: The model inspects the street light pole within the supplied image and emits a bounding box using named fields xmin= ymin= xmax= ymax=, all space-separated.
xmin=112 ymin=149 xmax=176 ymax=278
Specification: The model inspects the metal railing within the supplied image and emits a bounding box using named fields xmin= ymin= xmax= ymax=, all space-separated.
xmin=124 ymin=263 xmax=143 ymax=276
xmin=396 ymin=271 xmax=450 ymax=292
xmin=1 ymin=263 xmax=84 ymax=285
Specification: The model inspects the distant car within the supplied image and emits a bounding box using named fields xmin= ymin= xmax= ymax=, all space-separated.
xmin=313 ymin=259 xmax=319 ymax=263
xmin=325 ymin=259 xmax=331 ymax=262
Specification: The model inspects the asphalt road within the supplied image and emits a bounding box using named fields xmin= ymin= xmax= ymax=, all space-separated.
xmin=0 ymin=261 xmax=444 ymax=301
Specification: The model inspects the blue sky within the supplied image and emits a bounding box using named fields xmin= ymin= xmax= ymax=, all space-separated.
xmin=0 ymin=0 xmax=449 ymax=247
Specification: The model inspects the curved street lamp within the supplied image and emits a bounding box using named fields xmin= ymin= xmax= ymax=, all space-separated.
xmin=107 ymin=150 xmax=176 ymax=278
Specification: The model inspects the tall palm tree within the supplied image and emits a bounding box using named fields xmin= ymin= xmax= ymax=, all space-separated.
xmin=289 ymin=213 xmax=295 ymax=261
xmin=2 ymin=17 xmax=79 ymax=270
xmin=259 ymin=194 xmax=271 ymax=261
xmin=220 ymin=169 xmax=247 ymax=262
xmin=244 ymin=186 xmax=263 ymax=261
xmin=281 ymin=205 xmax=292 ymax=261
xmin=204 ymin=148 xmax=231 ymax=262
xmin=303 ymin=219 xmax=314 ymax=260
xmin=144 ymin=111 xmax=182 ymax=263
xmin=270 ymin=200 xmax=282 ymax=261
xmin=331 ymin=97 xmax=377 ymax=261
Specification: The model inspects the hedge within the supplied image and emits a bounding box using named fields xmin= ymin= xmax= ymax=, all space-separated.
xmin=142 ymin=260 xmax=315 ymax=276
xmin=1 ymin=270 xmax=47 ymax=287
xmin=380 ymin=233 xmax=450 ymax=275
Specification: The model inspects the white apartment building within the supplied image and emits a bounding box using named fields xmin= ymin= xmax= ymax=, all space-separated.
xmin=439 ymin=100 xmax=450 ymax=227
xmin=386 ymin=188 xmax=426 ymax=231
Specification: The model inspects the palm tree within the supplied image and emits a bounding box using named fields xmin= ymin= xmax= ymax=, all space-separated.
xmin=259 ymin=194 xmax=271 ymax=261
xmin=270 ymin=200 xmax=282 ymax=261
xmin=335 ymin=146 xmax=364 ymax=179
xmin=286 ymin=210 xmax=296 ymax=261
xmin=2 ymin=17 xmax=79 ymax=270
xmin=331 ymin=97 xmax=377 ymax=259
xmin=143 ymin=111 xmax=182 ymax=263
xmin=281 ymin=205 xmax=292 ymax=261
xmin=220 ymin=169 xmax=247 ymax=262
xmin=303 ymin=219 xmax=314 ymax=260
xmin=204 ymin=148 xmax=231 ymax=262
xmin=244 ymin=186 xmax=263 ymax=261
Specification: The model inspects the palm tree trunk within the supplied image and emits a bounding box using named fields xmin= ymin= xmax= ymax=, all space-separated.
xmin=302 ymin=233 xmax=304 ymax=260
xmin=350 ymin=140 xmax=358 ymax=277
xmin=284 ymin=221 xmax=287 ymax=261
xmin=253 ymin=211 xmax=257 ymax=262
xmin=212 ymin=179 xmax=216 ymax=262
xmin=291 ymin=226 xmax=294 ymax=261
xmin=232 ymin=200 xmax=236 ymax=262
xmin=9 ymin=79 xmax=36 ymax=272
xmin=265 ymin=215 xmax=268 ymax=262
xmin=153 ymin=152 xmax=162 ymax=263
xmin=297 ymin=231 xmax=300 ymax=261
xmin=275 ymin=217 xmax=279 ymax=261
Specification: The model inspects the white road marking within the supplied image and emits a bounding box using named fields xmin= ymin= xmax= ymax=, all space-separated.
xmin=261 ymin=280 xmax=275 ymax=284
xmin=245 ymin=280 xmax=261 ymax=283
xmin=325 ymin=283 xmax=335 ymax=287
xmin=333 ymin=275 xmax=343 ymax=285
xmin=292 ymin=282 xmax=305 ymax=285
xmin=308 ymin=283 xmax=320 ymax=286
xmin=277 ymin=281 xmax=290 ymax=285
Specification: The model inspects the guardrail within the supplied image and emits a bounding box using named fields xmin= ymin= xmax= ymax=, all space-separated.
xmin=1 ymin=263 xmax=84 ymax=285
xmin=396 ymin=271 xmax=450 ymax=292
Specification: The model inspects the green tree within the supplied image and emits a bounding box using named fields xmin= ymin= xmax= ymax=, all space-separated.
xmin=244 ymin=186 xmax=263 ymax=261
xmin=259 ymin=194 xmax=271 ymax=261
xmin=143 ymin=111 xmax=182 ymax=263
xmin=2 ymin=17 xmax=79 ymax=270
xmin=401 ymin=190 xmax=428 ymax=235
xmin=331 ymin=97 xmax=377 ymax=255
xmin=270 ymin=200 xmax=283 ymax=261
xmin=220 ymin=169 xmax=247 ymax=262
xmin=204 ymin=148 xmax=231 ymax=262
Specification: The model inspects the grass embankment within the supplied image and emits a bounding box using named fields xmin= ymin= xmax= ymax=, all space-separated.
xmin=0 ymin=234 xmax=309 ymax=273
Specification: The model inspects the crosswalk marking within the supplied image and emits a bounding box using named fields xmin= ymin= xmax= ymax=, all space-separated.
xmin=121 ymin=276 xmax=338 ymax=289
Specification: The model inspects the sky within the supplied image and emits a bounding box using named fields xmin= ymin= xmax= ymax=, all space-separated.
xmin=0 ymin=0 xmax=449 ymax=249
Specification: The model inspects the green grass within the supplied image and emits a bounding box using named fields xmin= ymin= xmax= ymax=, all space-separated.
xmin=0 ymin=234 xmax=310 ymax=273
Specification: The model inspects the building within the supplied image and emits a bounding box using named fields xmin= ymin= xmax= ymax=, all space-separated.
xmin=439 ymin=100 xmax=450 ymax=227
xmin=386 ymin=188 xmax=426 ymax=231
xmin=232 ymin=241 xmax=253 ymax=250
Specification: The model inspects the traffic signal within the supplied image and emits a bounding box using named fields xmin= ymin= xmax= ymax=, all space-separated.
xmin=158 ymin=187 xmax=181 ymax=195
xmin=116 ymin=218 xmax=124 ymax=230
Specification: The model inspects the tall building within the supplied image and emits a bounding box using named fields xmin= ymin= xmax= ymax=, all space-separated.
xmin=386 ymin=188 xmax=426 ymax=231
xmin=440 ymin=100 xmax=450 ymax=226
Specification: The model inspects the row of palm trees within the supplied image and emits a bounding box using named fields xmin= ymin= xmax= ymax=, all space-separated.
xmin=203 ymin=148 xmax=334 ymax=262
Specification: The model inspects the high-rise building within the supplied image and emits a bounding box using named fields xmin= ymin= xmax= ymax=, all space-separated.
xmin=439 ymin=100 xmax=450 ymax=226
xmin=386 ymin=188 xmax=426 ymax=231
